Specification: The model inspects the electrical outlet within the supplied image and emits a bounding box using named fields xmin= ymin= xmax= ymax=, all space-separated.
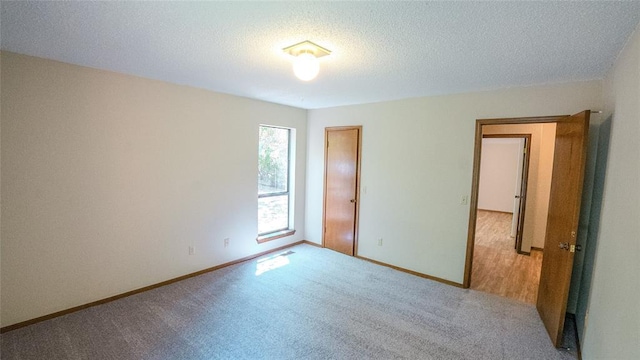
xmin=224 ymin=238 xmax=230 ymax=248
xmin=460 ymin=195 xmax=469 ymax=205
xmin=188 ymin=246 xmax=195 ymax=255
xmin=377 ymin=238 xmax=383 ymax=246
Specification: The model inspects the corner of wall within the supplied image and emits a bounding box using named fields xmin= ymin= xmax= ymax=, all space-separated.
xmin=580 ymin=22 xmax=640 ymax=360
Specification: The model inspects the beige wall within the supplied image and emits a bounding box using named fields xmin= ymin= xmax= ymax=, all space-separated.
xmin=3 ymin=46 xmax=631 ymax=358
xmin=482 ymin=123 xmax=556 ymax=251
xmin=306 ymin=81 xmax=602 ymax=284
xmin=581 ymin=25 xmax=640 ymax=360
xmin=0 ymin=52 xmax=308 ymax=327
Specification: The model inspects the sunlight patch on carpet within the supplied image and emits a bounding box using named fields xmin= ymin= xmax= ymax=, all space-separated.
xmin=255 ymin=251 xmax=294 ymax=276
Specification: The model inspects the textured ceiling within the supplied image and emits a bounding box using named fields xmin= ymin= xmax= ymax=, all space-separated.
xmin=2 ymin=1 xmax=640 ymax=109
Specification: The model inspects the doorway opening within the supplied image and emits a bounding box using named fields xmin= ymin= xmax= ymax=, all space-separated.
xmin=471 ymin=132 xmax=542 ymax=304
xmin=464 ymin=112 xmax=591 ymax=348
xmin=480 ymin=134 xmax=532 ymax=254
xmin=469 ymin=121 xmax=559 ymax=304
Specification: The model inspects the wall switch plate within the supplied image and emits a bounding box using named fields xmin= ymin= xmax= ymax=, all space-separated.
xmin=460 ymin=195 xmax=469 ymax=205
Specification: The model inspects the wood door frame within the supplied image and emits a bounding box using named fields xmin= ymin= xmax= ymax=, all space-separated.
xmin=481 ymin=133 xmax=532 ymax=254
xmin=463 ymin=115 xmax=566 ymax=288
xmin=322 ymin=126 xmax=363 ymax=256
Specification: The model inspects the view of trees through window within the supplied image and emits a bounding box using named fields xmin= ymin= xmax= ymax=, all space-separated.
xmin=258 ymin=126 xmax=290 ymax=235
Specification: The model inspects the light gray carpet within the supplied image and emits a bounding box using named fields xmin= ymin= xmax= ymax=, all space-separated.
xmin=1 ymin=244 xmax=576 ymax=359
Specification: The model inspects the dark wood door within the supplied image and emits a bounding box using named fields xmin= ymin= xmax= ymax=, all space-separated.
xmin=323 ymin=127 xmax=361 ymax=256
xmin=537 ymin=110 xmax=590 ymax=346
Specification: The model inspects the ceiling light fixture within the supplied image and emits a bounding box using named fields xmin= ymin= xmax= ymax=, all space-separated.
xmin=283 ymin=40 xmax=331 ymax=81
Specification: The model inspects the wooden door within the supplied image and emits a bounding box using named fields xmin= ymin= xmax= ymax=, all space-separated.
xmin=537 ymin=110 xmax=590 ymax=346
xmin=323 ymin=127 xmax=361 ymax=256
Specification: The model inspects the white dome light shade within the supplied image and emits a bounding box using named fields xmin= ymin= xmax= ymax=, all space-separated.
xmin=293 ymin=52 xmax=320 ymax=81
xmin=283 ymin=41 xmax=330 ymax=81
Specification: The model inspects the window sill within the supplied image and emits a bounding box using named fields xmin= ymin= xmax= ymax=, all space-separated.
xmin=256 ymin=229 xmax=296 ymax=244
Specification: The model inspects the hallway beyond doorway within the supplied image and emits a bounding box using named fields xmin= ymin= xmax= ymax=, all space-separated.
xmin=471 ymin=210 xmax=543 ymax=304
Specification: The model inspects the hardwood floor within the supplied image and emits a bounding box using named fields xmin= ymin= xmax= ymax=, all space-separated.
xmin=471 ymin=210 xmax=543 ymax=304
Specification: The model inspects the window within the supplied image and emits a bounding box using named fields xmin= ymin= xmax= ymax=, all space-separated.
xmin=258 ymin=125 xmax=294 ymax=241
